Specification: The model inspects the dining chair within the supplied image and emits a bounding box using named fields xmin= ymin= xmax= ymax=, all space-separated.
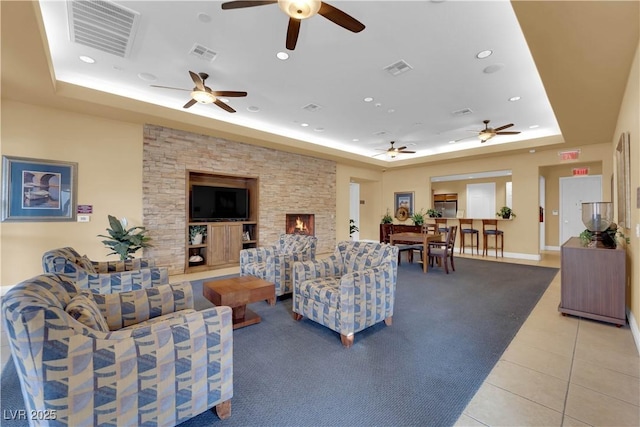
xmin=435 ymin=218 xmax=449 ymax=233
xmin=427 ymin=225 xmax=458 ymax=274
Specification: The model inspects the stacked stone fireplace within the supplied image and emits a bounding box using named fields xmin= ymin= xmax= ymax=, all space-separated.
xmin=286 ymin=214 xmax=315 ymax=236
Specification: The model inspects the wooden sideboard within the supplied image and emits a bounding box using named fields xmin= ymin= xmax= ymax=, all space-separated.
xmin=559 ymin=237 xmax=626 ymax=326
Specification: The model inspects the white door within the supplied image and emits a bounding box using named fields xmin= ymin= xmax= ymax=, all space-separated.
xmin=349 ymin=182 xmax=360 ymax=240
xmin=559 ymin=175 xmax=602 ymax=245
xmin=467 ymin=183 xmax=496 ymax=219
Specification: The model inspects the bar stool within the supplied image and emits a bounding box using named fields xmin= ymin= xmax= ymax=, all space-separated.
xmin=435 ymin=218 xmax=448 ymax=233
xmin=459 ymin=218 xmax=479 ymax=255
xmin=482 ymin=219 xmax=504 ymax=258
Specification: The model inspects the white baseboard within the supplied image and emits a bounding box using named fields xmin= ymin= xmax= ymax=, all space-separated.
xmin=628 ymin=310 xmax=640 ymax=356
xmin=545 ymin=246 xmax=561 ymax=251
xmin=459 ymin=248 xmax=542 ymax=261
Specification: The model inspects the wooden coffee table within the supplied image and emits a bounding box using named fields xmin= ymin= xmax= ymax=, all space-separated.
xmin=203 ymin=276 xmax=276 ymax=329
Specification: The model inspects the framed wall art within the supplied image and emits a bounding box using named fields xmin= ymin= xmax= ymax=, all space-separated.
xmin=394 ymin=191 xmax=414 ymax=221
xmin=615 ymin=132 xmax=631 ymax=228
xmin=1 ymin=156 xmax=78 ymax=222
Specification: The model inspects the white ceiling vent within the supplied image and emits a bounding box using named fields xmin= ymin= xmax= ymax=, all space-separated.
xmin=383 ymin=60 xmax=413 ymax=76
xmin=452 ymin=108 xmax=474 ymax=116
xmin=302 ymin=103 xmax=322 ymax=113
xmin=67 ymin=0 xmax=140 ymax=58
xmin=190 ymin=43 xmax=218 ymax=62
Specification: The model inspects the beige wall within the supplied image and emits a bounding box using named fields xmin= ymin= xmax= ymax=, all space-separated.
xmin=612 ymin=41 xmax=639 ymax=336
xmin=1 ymin=100 xmax=144 ymax=287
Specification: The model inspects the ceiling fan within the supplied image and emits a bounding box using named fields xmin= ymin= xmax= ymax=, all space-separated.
xmin=374 ymin=141 xmax=416 ymax=158
xmin=473 ymin=119 xmax=521 ymax=143
xmin=150 ymin=71 xmax=247 ymax=113
xmin=221 ymin=0 xmax=365 ymax=50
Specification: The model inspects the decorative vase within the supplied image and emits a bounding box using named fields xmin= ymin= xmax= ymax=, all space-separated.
xmin=191 ymin=233 xmax=203 ymax=245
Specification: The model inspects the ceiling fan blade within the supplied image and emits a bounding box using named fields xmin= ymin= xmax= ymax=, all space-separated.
xmin=286 ymin=18 xmax=301 ymax=50
xmin=493 ymin=123 xmax=514 ymax=132
xmin=183 ymin=99 xmax=197 ymax=109
xmin=189 ymin=71 xmax=205 ymax=91
xmin=150 ymin=85 xmax=190 ymax=92
xmin=399 ymin=150 xmax=416 ymax=154
xmin=221 ymin=1 xmax=277 ymax=10
xmin=396 ymin=146 xmax=408 ymax=151
xmin=372 ymin=152 xmax=387 ymax=157
xmin=213 ymin=91 xmax=248 ymax=97
xmin=496 ymin=131 xmax=521 ymax=135
xmin=318 ymin=2 xmax=365 ymax=33
xmin=214 ymin=99 xmax=236 ymax=113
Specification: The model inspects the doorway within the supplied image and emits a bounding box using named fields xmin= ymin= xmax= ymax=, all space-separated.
xmin=349 ymin=182 xmax=360 ymax=240
xmin=559 ymin=175 xmax=603 ymax=245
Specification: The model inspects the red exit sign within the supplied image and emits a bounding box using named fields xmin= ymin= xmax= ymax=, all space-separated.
xmin=559 ymin=150 xmax=580 ymax=160
xmin=573 ymin=167 xmax=589 ymax=176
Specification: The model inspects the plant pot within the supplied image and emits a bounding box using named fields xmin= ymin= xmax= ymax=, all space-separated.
xmin=191 ymin=233 xmax=203 ymax=245
xmin=502 ymin=214 xmax=511 ymax=219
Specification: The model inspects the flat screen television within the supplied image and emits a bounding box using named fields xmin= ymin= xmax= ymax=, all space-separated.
xmin=190 ymin=185 xmax=249 ymax=221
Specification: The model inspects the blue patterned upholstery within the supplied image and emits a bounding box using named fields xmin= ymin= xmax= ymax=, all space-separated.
xmin=240 ymin=234 xmax=317 ymax=297
xmin=2 ymin=273 xmax=234 ymax=425
xmin=42 ymin=246 xmax=169 ymax=293
xmin=292 ymin=241 xmax=399 ymax=347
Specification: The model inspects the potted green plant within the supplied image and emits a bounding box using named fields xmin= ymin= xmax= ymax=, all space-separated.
xmin=411 ymin=209 xmax=426 ymax=225
xmin=497 ymin=206 xmax=516 ymax=219
xmin=349 ymin=219 xmax=359 ymax=239
xmin=189 ymin=225 xmax=207 ymax=245
xmin=381 ymin=209 xmax=394 ymax=224
xmin=98 ymin=214 xmax=152 ymax=261
xmin=426 ymin=208 xmax=442 ymax=218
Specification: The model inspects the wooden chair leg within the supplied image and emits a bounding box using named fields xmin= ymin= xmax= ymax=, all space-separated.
xmin=215 ymin=400 xmax=231 ymax=420
xmin=341 ymin=333 xmax=354 ymax=348
xmin=293 ymin=312 xmax=303 ymax=321
xmin=384 ymin=316 xmax=393 ymax=326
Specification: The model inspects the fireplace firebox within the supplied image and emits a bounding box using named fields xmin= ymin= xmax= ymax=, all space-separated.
xmin=286 ymin=214 xmax=315 ymax=236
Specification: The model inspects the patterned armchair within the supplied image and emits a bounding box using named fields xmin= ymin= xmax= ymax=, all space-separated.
xmin=2 ymin=273 xmax=234 ymax=426
xmin=240 ymin=234 xmax=317 ymax=297
xmin=42 ymin=246 xmax=169 ymax=293
xmin=292 ymin=241 xmax=399 ymax=348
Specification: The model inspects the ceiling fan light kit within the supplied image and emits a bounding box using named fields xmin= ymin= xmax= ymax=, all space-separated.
xmin=191 ymin=90 xmax=216 ymax=104
xmin=279 ymin=0 xmax=321 ymax=19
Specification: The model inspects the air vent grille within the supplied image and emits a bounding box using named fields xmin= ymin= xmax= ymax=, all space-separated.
xmin=452 ymin=108 xmax=474 ymax=116
xmin=68 ymin=0 xmax=140 ymax=58
xmin=190 ymin=43 xmax=217 ymax=62
xmin=302 ymin=103 xmax=322 ymax=112
xmin=383 ymin=60 xmax=413 ymax=76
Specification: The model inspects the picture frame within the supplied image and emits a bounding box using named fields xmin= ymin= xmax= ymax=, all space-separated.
xmin=394 ymin=191 xmax=414 ymax=221
xmin=1 ymin=156 xmax=78 ymax=222
xmin=615 ymin=132 xmax=631 ymax=228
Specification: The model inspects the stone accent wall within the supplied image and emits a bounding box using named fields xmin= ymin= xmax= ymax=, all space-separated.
xmin=143 ymin=124 xmax=336 ymax=274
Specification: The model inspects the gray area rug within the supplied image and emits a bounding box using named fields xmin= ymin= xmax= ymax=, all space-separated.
xmin=1 ymin=258 xmax=558 ymax=427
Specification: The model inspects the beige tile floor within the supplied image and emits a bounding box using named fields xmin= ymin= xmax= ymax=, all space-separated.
xmin=1 ymin=252 xmax=639 ymax=426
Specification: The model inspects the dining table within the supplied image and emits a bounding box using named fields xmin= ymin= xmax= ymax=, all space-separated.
xmin=389 ymin=232 xmax=443 ymax=273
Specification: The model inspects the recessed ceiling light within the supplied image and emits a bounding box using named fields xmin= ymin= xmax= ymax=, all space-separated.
xmin=374 ymin=103 xmax=382 ymax=107
xmin=352 ymin=138 xmax=359 ymax=142
xmin=529 ymin=124 xmax=540 ymax=129
xmin=508 ymin=96 xmax=521 ymax=102
xmin=276 ymin=51 xmax=289 ymax=60
xmin=300 ymin=123 xmax=309 ymax=127
xmin=483 ymin=63 xmax=504 ymax=74
xmin=79 ymin=55 xmax=95 ymax=64
xmin=448 ymin=140 xmax=456 ymax=144
xmin=363 ymin=97 xmax=373 ymax=102
xmin=197 ymin=12 xmax=212 ymax=23
xmin=476 ymin=50 xmax=493 ymax=59
xmin=247 ymin=106 xmax=260 ymax=113
xmin=529 ymin=149 xmax=536 ymax=153
xmin=137 ymin=72 xmax=157 ymax=81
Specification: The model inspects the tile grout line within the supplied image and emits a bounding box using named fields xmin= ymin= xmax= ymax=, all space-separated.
xmin=560 ymin=319 xmax=581 ymax=427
